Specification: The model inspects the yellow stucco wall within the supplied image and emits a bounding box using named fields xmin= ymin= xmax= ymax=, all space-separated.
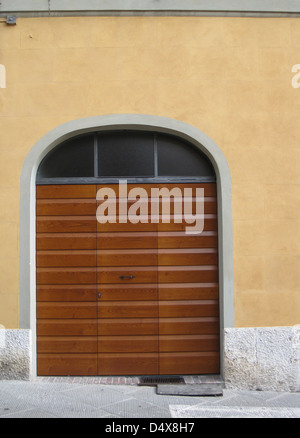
xmin=0 ymin=16 xmax=299 ymax=328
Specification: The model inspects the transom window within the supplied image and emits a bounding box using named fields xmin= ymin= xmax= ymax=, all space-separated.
xmin=36 ymin=131 xmax=215 ymax=184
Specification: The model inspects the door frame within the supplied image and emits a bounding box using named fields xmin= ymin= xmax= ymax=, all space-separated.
xmin=20 ymin=114 xmax=234 ymax=378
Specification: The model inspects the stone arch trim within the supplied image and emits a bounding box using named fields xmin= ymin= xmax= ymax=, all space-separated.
xmin=19 ymin=114 xmax=234 ymax=376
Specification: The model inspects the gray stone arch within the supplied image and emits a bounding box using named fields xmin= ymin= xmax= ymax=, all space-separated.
xmin=19 ymin=114 xmax=234 ymax=377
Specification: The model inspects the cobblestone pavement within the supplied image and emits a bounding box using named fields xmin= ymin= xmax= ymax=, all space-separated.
xmin=0 ymin=377 xmax=299 ymax=418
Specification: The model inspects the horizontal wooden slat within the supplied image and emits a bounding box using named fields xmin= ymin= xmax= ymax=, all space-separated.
xmin=37 ymin=267 xmax=97 ymax=285
xmin=37 ymin=285 xmax=97 ymax=302
xmin=36 ymin=233 xmax=97 ymax=250
xmin=98 ymin=267 xmax=157 ymax=284
xmin=98 ymin=284 xmax=158 ymax=301
xmin=97 ymin=215 xmax=217 ymax=232
xmin=158 ymin=248 xmax=218 ymax=266
xmin=98 ymin=318 xmax=158 ymax=336
xmin=159 ymin=334 xmax=219 ymax=352
xmin=98 ymin=353 xmax=159 ymax=375
xmin=97 ymin=232 xmax=157 ymax=249
xmin=159 ymin=284 xmax=219 ymax=300
xmin=158 ymin=266 xmax=219 ymax=283
xmin=98 ymin=301 xmax=158 ymax=318
xmin=37 ymin=216 xmax=96 ymax=233
xmin=150 ymin=183 xmax=216 ymax=194
xmin=159 ymin=352 xmax=220 ymax=374
xmin=37 ymin=336 xmax=97 ymax=353
xmin=157 ymin=197 xmax=217 ymax=215
xmin=37 ymin=185 xmax=96 ymax=199
xmin=158 ymin=232 xmax=218 ymax=248
xmin=98 ymin=249 xmax=157 ymax=267
xmin=37 ymin=354 xmax=97 ymax=376
xmin=37 ymin=250 xmax=96 ymax=267
xmin=157 ymin=215 xmax=217 ymax=232
xmin=159 ymin=317 xmax=219 ymax=335
xmin=98 ymin=336 xmax=158 ymax=353
xmin=37 ymin=319 xmax=97 ymax=336
xmin=98 ymin=221 xmax=157 ymax=232
xmin=159 ymin=300 xmax=219 ymax=317
xmin=37 ymin=199 xmax=96 ymax=216
xmin=157 ymin=183 xmax=216 ymax=196
xmin=37 ymin=302 xmax=97 ymax=319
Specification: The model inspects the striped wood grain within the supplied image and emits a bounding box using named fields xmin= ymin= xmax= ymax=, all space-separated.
xmin=36 ymin=185 xmax=97 ymax=376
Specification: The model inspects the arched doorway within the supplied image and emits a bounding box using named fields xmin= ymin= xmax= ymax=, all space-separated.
xmin=19 ymin=115 xmax=234 ymax=378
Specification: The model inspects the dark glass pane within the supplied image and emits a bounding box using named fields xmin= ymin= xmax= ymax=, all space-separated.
xmin=157 ymin=134 xmax=215 ymax=177
xmin=98 ymin=131 xmax=155 ymax=177
xmin=37 ymin=134 xmax=94 ymax=178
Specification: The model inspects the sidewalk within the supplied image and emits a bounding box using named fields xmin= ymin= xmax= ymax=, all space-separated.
xmin=0 ymin=378 xmax=299 ymax=418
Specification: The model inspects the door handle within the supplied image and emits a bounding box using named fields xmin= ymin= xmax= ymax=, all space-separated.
xmin=119 ymin=275 xmax=135 ymax=280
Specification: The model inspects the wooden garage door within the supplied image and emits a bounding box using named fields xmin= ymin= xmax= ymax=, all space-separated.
xmin=36 ymin=183 xmax=219 ymax=376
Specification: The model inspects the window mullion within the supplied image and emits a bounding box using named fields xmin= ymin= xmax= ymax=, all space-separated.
xmin=154 ymin=134 xmax=158 ymax=178
xmin=94 ymin=134 xmax=99 ymax=178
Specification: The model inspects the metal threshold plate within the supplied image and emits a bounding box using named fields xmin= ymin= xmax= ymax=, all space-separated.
xmin=138 ymin=376 xmax=185 ymax=386
xmin=156 ymin=383 xmax=223 ymax=396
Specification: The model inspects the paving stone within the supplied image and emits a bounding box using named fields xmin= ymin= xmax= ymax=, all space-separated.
xmin=108 ymin=385 xmax=145 ymax=395
xmin=103 ymin=398 xmax=172 ymax=418
xmin=1 ymin=408 xmax=58 ymax=418
xmin=169 ymin=405 xmax=300 ymax=418
xmin=0 ymin=380 xmax=299 ymax=418
xmin=0 ymin=388 xmax=39 ymax=417
xmin=60 ymin=385 xmax=133 ymax=410
xmin=126 ymin=386 xmax=208 ymax=408
xmin=157 ymin=383 xmax=223 ymax=396
xmin=262 ymin=392 xmax=300 ymax=408
xmin=3 ymin=387 xmax=101 ymax=418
